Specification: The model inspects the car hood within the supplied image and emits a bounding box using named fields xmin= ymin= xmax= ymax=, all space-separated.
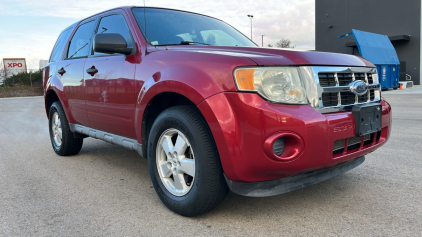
xmin=152 ymin=45 xmax=374 ymax=67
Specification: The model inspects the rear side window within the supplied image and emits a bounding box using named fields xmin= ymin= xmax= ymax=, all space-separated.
xmin=50 ymin=28 xmax=73 ymax=62
xmin=67 ymin=21 xmax=96 ymax=59
xmin=93 ymin=14 xmax=134 ymax=56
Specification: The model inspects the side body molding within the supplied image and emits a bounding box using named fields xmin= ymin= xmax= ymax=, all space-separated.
xmin=69 ymin=124 xmax=143 ymax=157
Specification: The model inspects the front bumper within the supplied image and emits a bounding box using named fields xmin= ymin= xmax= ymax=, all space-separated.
xmin=225 ymin=156 xmax=365 ymax=197
xmin=197 ymin=92 xmax=391 ymax=182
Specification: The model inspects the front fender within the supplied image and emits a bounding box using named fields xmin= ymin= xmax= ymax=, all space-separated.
xmin=197 ymin=92 xmax=241 ymax=181
xmin=134 ymin=74 xmax=207 ymax=144
xmin=133 ymin=49 xmax=257 ymax=152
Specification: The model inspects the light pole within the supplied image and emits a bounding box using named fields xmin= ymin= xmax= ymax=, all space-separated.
xmin=247 ymin=14 xmax=253 ymax=41
xmin=262 ymin=34 xmax=265 ymax=47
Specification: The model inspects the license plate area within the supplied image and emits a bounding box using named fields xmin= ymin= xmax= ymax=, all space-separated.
xmin=352 ymin=104 xmax=382 ymax=136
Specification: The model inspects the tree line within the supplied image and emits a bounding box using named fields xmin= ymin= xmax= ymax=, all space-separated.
xmin=1 ymin=69 xmax=43 ymax=87
xmin=267 ymin=38 xmax=295 ymax=48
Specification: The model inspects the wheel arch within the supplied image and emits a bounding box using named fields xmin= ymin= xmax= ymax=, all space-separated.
xmin=138 ymin=91 xmax=206 ymax=158
xmin=44 ymin=88 xmax=75 ymax=124
xmin=45 ymin=89 xmax=61 ymax=118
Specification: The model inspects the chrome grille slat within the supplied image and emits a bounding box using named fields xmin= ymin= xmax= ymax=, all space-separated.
xmin=334 ymin=72 xmax=339 ymax=86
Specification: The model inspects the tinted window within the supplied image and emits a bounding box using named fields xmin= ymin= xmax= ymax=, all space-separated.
xmin=94 ymin=14 xmax=133 ymax=55
xmin=132 ymin=8 xmax=256 ymax=47
xmin=50 ymin=27 xmax=73 ymax=62
xmin=67 ymin=21 xmax=96 ymax=59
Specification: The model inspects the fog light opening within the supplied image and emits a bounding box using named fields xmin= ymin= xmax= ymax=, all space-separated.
xmin=272 ymin=137 xmax=285 ymax=156
xmin=264 ymin=132 xmax=304 ymax=162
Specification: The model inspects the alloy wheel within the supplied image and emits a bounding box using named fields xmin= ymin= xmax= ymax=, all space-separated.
xmin=51 ymin=112 xmax=62 ymax=147
xmin=156 ymin=128 xmax=195 ymax=196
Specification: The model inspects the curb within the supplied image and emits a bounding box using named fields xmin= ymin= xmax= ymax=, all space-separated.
xmin=0 ymin=96 xmax=43 ymax=100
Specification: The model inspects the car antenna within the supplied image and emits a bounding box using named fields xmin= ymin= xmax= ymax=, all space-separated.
xmin=143 ymin=0 xmax=150 ymax=56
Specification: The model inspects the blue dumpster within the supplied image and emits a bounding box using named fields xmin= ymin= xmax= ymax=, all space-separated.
xmin=339 ymin=29 xmax=400 ymax=90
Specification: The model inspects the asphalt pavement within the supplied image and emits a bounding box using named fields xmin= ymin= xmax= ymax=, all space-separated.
xmin=0 ymin=90 xmax=421 ymax=236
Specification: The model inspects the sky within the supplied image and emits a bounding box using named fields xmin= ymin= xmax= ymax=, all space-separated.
xmin=0 ymin=0 xmax=315 ymax=69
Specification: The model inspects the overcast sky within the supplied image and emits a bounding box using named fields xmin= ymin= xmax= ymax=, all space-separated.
xmin=0 ymin=0 xmax=315 ymax=69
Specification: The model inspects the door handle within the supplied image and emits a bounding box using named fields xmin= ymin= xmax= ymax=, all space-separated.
xmin=57 ymin=68 xmax=66 ymax=75
xmin=86 ymin=66 xmax=98 ymax=76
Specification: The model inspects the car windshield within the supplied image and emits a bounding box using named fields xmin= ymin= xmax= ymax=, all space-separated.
xmin=132 ymin=8 xmax=257 ymax=47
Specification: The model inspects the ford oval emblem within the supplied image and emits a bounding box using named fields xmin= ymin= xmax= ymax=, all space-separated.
xmin=349 ymin=80 xmax=368 ymax=96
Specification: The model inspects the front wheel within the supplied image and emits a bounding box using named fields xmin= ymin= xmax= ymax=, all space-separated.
xmin=148 ymin=106 xmax=228 ymax=216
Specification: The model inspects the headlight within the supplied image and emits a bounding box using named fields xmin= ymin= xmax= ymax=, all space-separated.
xmin=234 ymin=67 xmax=307 ymax=104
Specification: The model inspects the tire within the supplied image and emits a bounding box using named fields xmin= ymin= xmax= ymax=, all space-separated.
xmin=148 ymin=105 xmax=228 ymax=216
xmin=49 ymin=101 xmax=83 ymax=156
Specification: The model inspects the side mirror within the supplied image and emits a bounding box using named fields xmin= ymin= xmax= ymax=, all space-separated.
xmin=93 ymin=33 xmax=133 ymax=55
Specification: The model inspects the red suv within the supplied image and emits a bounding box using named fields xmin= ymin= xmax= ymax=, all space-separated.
xmin=43 ymin=7 xmax=391 ymax=216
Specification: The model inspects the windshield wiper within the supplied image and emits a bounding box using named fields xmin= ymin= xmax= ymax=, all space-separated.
xmin=180 ymin=41 xmax=210 ymax=45
xmin=156 ymin=41 xmax=210 ymax=46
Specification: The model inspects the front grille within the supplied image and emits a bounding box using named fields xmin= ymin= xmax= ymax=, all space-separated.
xmin=337 ymin=73 xmax=353 ymax=86
xmin=333 ymin=134 xmax=372 ymax=154
xmin=364 ymin=133 xmax=375 ymax=146
xmin=358 ymin=92 xmax=368 ymax=103
xmin=318 ymin=73 xmax=336 ymax=87
xmin=316 ymin=69 xmax=380 ymax=109
xmin=367 ymin=73 xmax=374 ymax=84
xmin=333 ymin=139 xmax=346 ymax=154
xmin=354 ymin=73 xmax=365 ymax=82
xmin=347 ymin=134 xmax=371 ymax=151
xmin=340 ymin=92 xmax=356 ymax=104
xmin=322 ymin=93 xmax=338 ymax=107
xmin=322 ymin=90 xmax=376 ymax=107
xmin=347 ymin=136 xmax=362 ymax=146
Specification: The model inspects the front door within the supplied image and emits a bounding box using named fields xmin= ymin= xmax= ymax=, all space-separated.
xmin=84 ymin=13 xmax=136 ymax=139
xmin=56 ymin=20 xmax=97 ymax=126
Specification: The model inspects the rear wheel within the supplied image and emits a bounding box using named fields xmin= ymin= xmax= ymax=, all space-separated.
xmin=148 ymin=106 xmax=228 ymax=216
xmin=49 ymin=101 xmax=83 ymax=156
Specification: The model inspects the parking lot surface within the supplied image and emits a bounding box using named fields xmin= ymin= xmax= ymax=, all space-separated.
xmin=0 ymin=92 xmax=421 ymax=236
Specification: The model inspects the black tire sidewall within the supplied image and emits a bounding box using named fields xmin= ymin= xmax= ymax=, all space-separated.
xmin=49 ymin=103 xmax=64 ymax=153
xmin=147 ymin=107 xmax=218 ymax=215
xmin=48 ymin=102 xmax=83 ymax=156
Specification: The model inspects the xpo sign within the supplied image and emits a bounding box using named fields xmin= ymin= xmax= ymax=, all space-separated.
xmin=2 ymin=58 xmax=27 ymax=78
xmin=8 ymin=63 xmax=24 ymax=67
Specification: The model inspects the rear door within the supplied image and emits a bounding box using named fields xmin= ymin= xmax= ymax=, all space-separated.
xmin=56 ymin=19 xmax=97 ymax=126
xmin=84 ymin=12 xmax=136 ymax=138
xmin=44 ymin=26 xmax=73 ymax=90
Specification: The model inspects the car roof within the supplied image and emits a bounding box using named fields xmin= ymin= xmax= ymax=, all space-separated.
xmin=65 ymin=6 xmax=222 ymax=30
